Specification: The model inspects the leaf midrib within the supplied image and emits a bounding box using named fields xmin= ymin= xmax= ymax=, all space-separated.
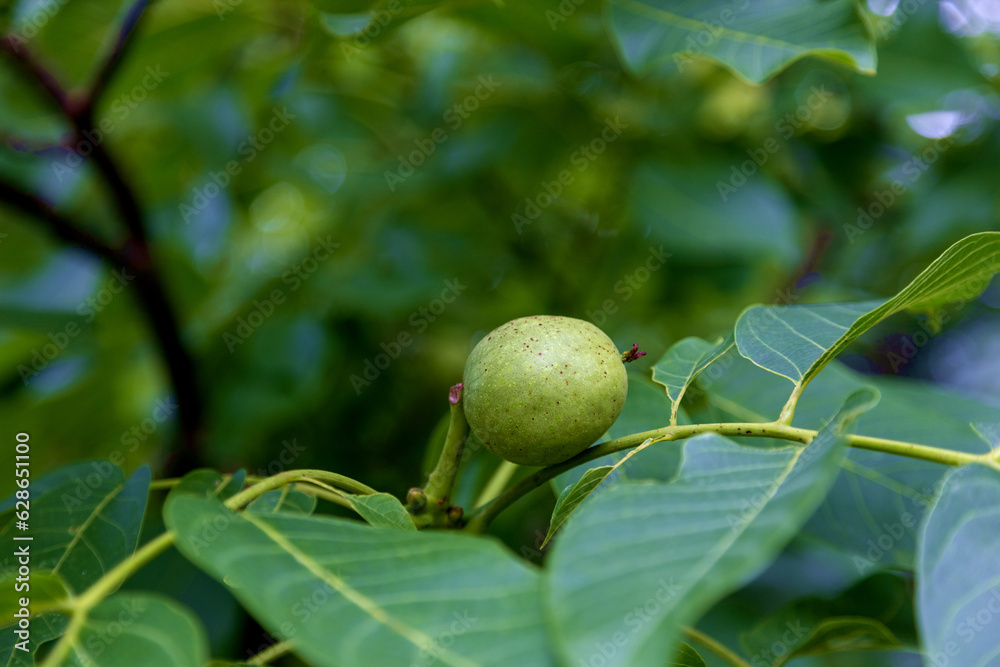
xmin=241 ymin=513 xmax=479 ymax=667
xmin=52 ymin=483 xmax=125 ymax=578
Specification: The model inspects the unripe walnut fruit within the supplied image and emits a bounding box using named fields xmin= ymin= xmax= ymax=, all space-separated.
xmin=462 ymin=315 xmax=628 ymax=466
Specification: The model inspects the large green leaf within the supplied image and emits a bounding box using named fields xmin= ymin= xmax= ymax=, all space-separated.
xmin=0 ymin=464 xmax=150 ymax=595
xmin=695 ymin=355 xmax=998 ymax=570
xmin=545 ymin=388 xmax=878 ymax=667
xmin=734 ymin=232 xmax=1000 ymax=416
xmin=58 ymin=594 xmax=209 ymax=667
xmin=606 ymin=0 xmax=877 ymax=83
xmin=739 ymin=572 xmax=917 ymax=665
xmin=164 ymin=494 xmax=553 ymax=667
xmin=917 ymin=464 xmax=1000 ymax=666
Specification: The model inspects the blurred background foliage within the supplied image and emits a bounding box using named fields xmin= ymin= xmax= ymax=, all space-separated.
xmin=1 ymin=0 xmax=999 ymax=663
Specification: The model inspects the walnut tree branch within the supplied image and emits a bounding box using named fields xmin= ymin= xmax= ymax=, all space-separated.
xmin=0 ymin=3 xmax=204 ymax=474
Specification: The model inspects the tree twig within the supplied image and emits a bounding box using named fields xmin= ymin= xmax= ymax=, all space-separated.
xmin=85 ymin=0 xmax=151 ymax=115
xmin=0 ymin=2 xmax=204 ymax=474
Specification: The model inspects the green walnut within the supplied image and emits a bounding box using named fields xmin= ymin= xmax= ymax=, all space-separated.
xmin=462 ymin=315 xmax=629 ymax=466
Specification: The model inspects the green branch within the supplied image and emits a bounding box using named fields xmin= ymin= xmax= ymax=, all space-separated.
xmin=463 ymin=420 xmax=990 ymax=532
xmin=248 ymin=639 xmax=294 ymax=665
xmin=410 ymin=383 xmax=469 ymax=528
xmin=682 ymin=626 xmax=751 ymax=667
xmin=39 ymin=468 xmax=378 ymax=666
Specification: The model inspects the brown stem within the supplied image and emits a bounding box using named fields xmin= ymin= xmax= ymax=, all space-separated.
xmin=0 ymin=3 xmax=204 ymax=474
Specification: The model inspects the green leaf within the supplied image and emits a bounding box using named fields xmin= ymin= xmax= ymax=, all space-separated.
xmin=671 ymin=642 xmax=707 ymax=667
xmin=542 ymin=466 xmax=614 ymax=549
xmin=739 ymin=572 xmax=917 ymax=666
xmin=164 ymin=495 xmax=553 ymax=667
xmin=345 ymin=492 xmax=416 ymax=530
xmin=695 ymin=355 xmax=1000 ymax=570
xmin=972 ymin=423 xmax=1000 ymax=449
xmin=169 ymin=470 xmax=246 ymax=500
xmin=651 ymin=337 xmax=716 ymax=424
xmin=632 ymin=161 xmax=798 ymax=263
xmin=545 ymin=388 xmax=879 ymax=667
xmin=606 ymin=0 xmax=877 ymax=83
xmin=917 ymin=464 xmax=1000 ymax=666
xmin=0 ymin=463 xmax=117 ymax=516
xmin=246 ymin=487 xmax=317 ymax=515
xmin=734 ymin=232 xmax=1000 ymax=416
xmin=60 ymin=594 xmax=209 ymax=667
xmin=0 ymin=571 xmax=73 ymax=626
xmin=735 ymin=302 xmax=879 ymax=384
xmin=544 ymin=433 xmax=664 ymax=548
xmin=0 ymin=614 xmax=68 ymax=666
xmin=0 ymin=465 xmax=150 ymax=594
xmin=554 ymin=373 xmax=681 ymax=495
